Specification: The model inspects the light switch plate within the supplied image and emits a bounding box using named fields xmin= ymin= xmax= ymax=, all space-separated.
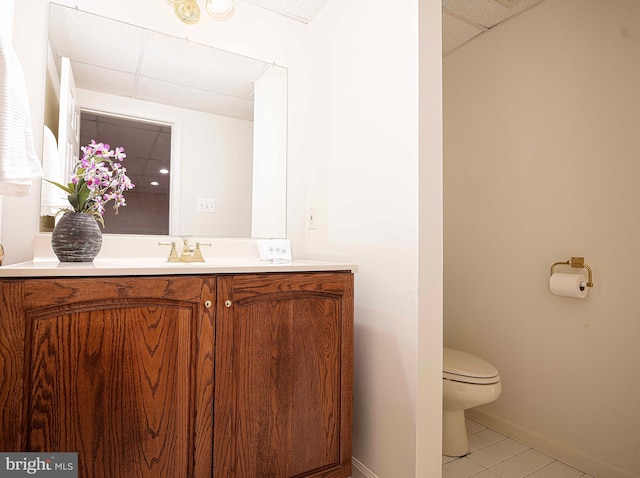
xmin=197 ymin=198 xmax=215 ymax=213
xmin=258 ymin=239 xmax=292 ymax=261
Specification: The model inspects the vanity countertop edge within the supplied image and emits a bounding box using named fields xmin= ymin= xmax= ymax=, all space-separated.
xmin=0 ymin=259 xmax=358 ymax=278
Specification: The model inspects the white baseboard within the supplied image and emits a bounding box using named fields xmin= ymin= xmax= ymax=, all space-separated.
xmin=352 ymin=456 xmax=380 ymax=478
xmin=466 ymin=408 xmax=637 ymax=478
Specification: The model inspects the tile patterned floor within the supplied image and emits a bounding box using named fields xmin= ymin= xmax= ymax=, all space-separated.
xmin=442 ymin=419 xmax=594 ymax=478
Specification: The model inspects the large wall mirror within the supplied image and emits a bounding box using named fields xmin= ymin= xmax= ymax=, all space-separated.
xmin=41 ymin=3 xmax=287 ymax=238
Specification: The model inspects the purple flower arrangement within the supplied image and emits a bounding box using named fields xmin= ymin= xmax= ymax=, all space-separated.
xmin=46 ymin=140 xmax=135 ymax=227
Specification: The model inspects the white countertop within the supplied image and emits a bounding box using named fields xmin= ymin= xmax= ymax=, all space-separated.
xmin=0 ymin=235 xmax=357 ymax=278
xmin=0 ymin=258 xmax=357 ymax=278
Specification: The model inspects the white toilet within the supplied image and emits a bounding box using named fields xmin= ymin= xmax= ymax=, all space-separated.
xmin=442 ymin=347 xmax=502 ymax=457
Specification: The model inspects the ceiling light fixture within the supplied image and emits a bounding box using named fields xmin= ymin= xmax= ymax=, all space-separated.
xmin=206 ymin=0 xmax=235 ymax=18
xmin=174 ymin=0 xmax=201 ymax=24
xmin=168 ymin=0 xmax=234 ymax=24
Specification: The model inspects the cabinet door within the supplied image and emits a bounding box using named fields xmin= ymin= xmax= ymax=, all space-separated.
xmin=215 ymin=272 xmax=353 ymax=478
xmin=0 ymin=276 xmax=215 ymax=478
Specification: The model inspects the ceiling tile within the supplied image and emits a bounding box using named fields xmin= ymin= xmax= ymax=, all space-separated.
xmin=71 ymin=62 xmax=136 ymax=98
xmin=134 ymin=77 xmax=254 ymax=121
xmin=140 ymin=31 xmax=265 ymax=99
xmin=442 ymin=11 xmax=485 ymax=56
xmin=48 ymin=3 xmax=269 ymax=120
xmin=49 ymin=5 xmax=143 ymax=74
xmin=443 ymin=0 xmax=546 ymax=28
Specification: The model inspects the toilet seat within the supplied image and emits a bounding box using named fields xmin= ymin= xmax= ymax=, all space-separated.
xmin=443 ymin=348 xmax=500 ymax=385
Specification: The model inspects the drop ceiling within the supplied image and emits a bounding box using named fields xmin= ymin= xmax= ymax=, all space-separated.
xmin=443 ymin=0 xmax=547 ymax=55
xmin=251 ymin=0 xmax=548 ymax=55
xmin=48 ymin=4 xmax=269 ymax=121
xmin=48 ymin=0 xmax=548 ymax=125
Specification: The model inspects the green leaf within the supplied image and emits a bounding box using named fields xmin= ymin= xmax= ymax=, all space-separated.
xmin=44 ymin=179 xmax=74 ymax=194
xmin=68 ymin=193 xmax=80 ymax=211
xmin=77 ymin=183 xmax=91 ymax=210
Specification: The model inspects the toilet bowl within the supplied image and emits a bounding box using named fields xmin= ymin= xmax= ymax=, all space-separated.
xmin=442 ymin=347 xmax=502 ymax=457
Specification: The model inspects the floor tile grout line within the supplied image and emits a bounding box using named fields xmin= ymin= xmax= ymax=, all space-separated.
xmin=443 ymin=419 xmax=590 ymax=478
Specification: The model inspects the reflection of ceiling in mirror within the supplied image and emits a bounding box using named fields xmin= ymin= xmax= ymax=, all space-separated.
xmin=48 ymin=3 xmax=273 ymax=121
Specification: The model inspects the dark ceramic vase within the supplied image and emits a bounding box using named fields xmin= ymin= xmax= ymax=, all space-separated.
xmin=51 ymin=212 xmax=103 ymax=262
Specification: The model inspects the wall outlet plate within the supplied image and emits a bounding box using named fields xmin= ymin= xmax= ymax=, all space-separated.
xmin=258 ymin=239 xmax=292 ymax=261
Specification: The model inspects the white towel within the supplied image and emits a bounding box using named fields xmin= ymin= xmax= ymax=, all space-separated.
xmin=40 ymin=125 xmax=67 ymax=215
xmin=0 ymin=33 xmax=43 ymax=197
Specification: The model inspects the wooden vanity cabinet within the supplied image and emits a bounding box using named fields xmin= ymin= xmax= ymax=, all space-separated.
xmin=215 ymin=272 xmax=353 ymax=478
xmin=0 ymin=271 xmax=353 ymax=478
xmin=0 ymin=275 xmax=216 ymax=477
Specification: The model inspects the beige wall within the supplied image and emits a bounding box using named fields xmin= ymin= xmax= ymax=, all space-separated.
xmin=306 ymin=0 xmax=443 ymax=476
xmin=444 ymin=1 xmax=640 ymax=477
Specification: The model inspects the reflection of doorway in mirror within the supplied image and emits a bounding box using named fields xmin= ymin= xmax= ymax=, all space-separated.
xmin=79 ymin=112 xmax=172 ymax=235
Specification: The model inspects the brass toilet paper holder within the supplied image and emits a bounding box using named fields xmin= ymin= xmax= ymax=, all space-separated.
xmin=550 ymin=257 xmax=594 ymax=288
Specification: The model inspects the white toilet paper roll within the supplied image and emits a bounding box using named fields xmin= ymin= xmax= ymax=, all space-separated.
xmin=549 ymin=272 xmax=589 ymax=298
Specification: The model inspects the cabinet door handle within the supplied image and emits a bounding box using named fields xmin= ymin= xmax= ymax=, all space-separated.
xmin=204 ymin=300 xmax=212 ymax=308
xmin=224 ymin=300 xmax=232 ymax=308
